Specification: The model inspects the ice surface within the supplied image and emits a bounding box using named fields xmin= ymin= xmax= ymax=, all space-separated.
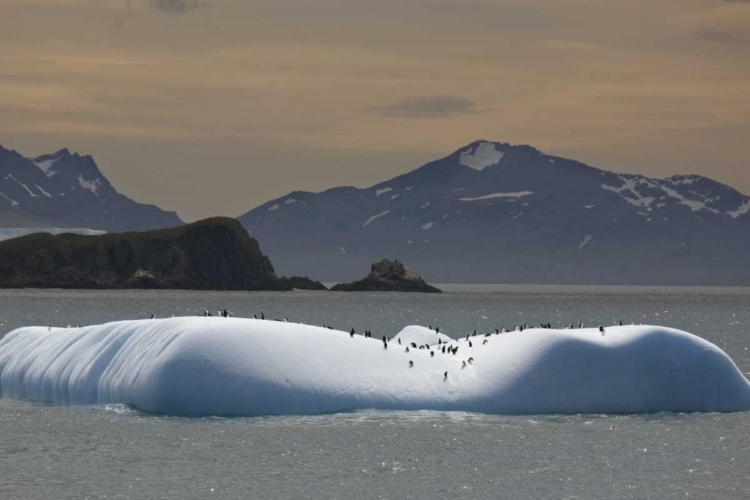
xmin=1 ymin=318 xmax=749 ymax=417
xmin=459 ymin=142 xmax=505 ymax=171
xmin=0 ymin=228 xmax=106 ymax=241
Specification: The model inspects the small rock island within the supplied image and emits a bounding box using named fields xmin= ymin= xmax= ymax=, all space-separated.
xmin=330 ymin=259 xmax=442 ymax=293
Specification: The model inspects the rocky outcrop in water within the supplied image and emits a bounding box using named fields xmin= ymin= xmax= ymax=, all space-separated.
xmin=330 ymin=259 xmax=441 ymax=293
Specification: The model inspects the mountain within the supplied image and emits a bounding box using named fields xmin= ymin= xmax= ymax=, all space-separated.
xmin=238 ymin=141 xmax=750 ymax=286
xmin=0 ymin=145 xmax=182 ymax=231
xmin=0 ymin=217 xmax=291 ymax=290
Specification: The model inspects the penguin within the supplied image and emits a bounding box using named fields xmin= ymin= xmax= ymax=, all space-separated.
xmin=261 ymin=312 xmax=265 ymax=320
xmin=428 ymin=325 xmax=432 ymax=330
xmin=484 ymin=332 xmax=491 ymax=337
xmin=350 ymin=328 xmax=355 ymax=338
xmin=469 ymin=341 xmax=472 ymax=348
xmin=468 ymin=357 xmax=474 ymax=364
xmin=473 ymin=330 xmax=477 ymax=337
xmin=436 ymin=327 xmax=440 ymax=334
xmin=398 ymin=338 xmax=402 ymax=345
xmin=619 ymin=320 xmax=623 ymax=326
xmin=419 ymin=346 xmax=425 ymax=350
xmin=495 ymin=328 xmax=500 ymax=334
xmin=253 ymin=314 xmax=258 ymax=319
xmin=442 ymin=345 xmax=446 ymax=354
xmin=383 ymin=342 xmax=388 ymax=350
xmin=430 ymin=351 xmax=434 ymax=357
xmin=444 ymin=371 xmax=448 ymax=380
xmin=438 ymin=339 xmax=442 ymax=345
xmin=462 ymin=361 xmax=466 ymax=368
xmin=409 ymin=360 xmax=414 ymax=368
xmin=406 ymin=347 xmax=410 ymax=353
xmin=482 ymin=339 xmax=488 ymax=345
xmin=383 ymin=335 xmax=387 ymax=343
xmin=599 ymin=325 xmax=605 ymax=336
xmin=223 ymin=309 xmax=229 ymax=318
xmin=466 ymin=334 xmax=470 ymax=341
xmin=150 ymin=314 xmax=155 ymax=319
xmin=411 ymin=342 xmax=417 ymax=348
xmin=453 ymin=346 xmax=459 ymax=355
xmin=579 ymin=321 xmax=584 ymax=329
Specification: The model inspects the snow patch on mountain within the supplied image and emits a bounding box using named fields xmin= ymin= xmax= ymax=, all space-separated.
xmin=579 ymin=234 xmax=593 ymax=250
xmin=729 ymin=200 xmax=750 ymax=219
xmin=376 ymin=187 xmax=393 ymax=197
xmin=362 ymin=210 xmax=390 ymax=227
xmin=77 ymin=175 xmax=102 ymax=196
xmin=268 ymin=204 xmax=280 ymax=211
xmin=459 ymin=191 xmax=533 ymax=201
xmin=283 ymin=198 xmax=296 ymax=204
xmin=459 ymin=142 xmax=504 ymax=171
xmin=422 ymin=222 xmax=433 ymax=230
xmin=32 ymin=155 xmax=62 ymax=177
xmin=8 ymin=175 xmax=38 ymax=198
xmin=35 ymin=184 xmax=52 ymax=198
xmin=0 ymin=191 xmax=19 ymax=206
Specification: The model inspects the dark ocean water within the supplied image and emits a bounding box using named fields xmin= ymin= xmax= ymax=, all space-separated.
xmin=1 ymin=286 xmax=749 ymax=499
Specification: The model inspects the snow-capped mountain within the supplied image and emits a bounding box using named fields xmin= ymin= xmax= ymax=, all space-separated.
xmin=0 ymin=145 xmax=182 ymax=231
xmin=238 ymin=141 xmax=750 ymax=285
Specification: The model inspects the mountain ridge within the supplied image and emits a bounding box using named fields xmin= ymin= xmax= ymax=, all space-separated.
xmin=238 ymin=140 xmax=750 ymax=285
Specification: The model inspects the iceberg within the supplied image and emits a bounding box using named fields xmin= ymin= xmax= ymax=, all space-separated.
xmin=1 ymin=318 xmax=749 ymax=416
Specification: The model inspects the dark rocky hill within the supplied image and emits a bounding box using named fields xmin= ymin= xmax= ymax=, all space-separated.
xmin=0 ymin=217 xmax=291 ymax=290
xmin=331 ymin=259 xmax=441 ymax=293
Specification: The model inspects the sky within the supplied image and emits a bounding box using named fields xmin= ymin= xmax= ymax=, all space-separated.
xmin=2 ymin=0 xmax=749 ymax=221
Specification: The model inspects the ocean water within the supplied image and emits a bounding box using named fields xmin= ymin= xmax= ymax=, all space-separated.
xmin=1 ymin=286 xmax=750 ymax=499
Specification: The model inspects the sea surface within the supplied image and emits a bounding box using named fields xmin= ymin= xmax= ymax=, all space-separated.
xmin=1 ymin=286 xmax=750 ymax=499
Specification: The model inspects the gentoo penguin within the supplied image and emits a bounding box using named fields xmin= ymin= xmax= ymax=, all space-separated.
xmin=462 ymin=361 xmax=466 ymax=368
xmin=496 ymin=328 xmax=500 ymax=334
xmin=383 ymin=341 xmax=388 ymax=350
xmin=482 ymin=339 xmax=488 ymax=345
xmin=466 ymin=334 xmax=470 ymax=341
xmin=253 ymin=314 xmax=258 ymax=319
xmin=223 ymin=309 xmax=229 ymax=318
xmin=261 ymin=312 xmax=265 ymax=320
xmin=453 ymin=346 xmax=459 ymax=355
xmin=619 ymin=320 xmax=623 ymax=326
xmin=442 ymin=345 xmax=446 ymax=354
xmin=411 ymin=342 xmax=417 ymax=348
xmin=436 ymin=327 xmax=440 ymax=334
xmin=409 ymin=361 xmax=414 ymax=368
xmin=469 ymin=341 xmax=472 ymax=348
xmin=468 ymin=357 xmax=474 ymax=364
xmin=473 ymin=330 xmax=477 ymax=337
xmin=444 ymin=371 xmax=448 ymax=380
xmin=579 ymin=321 xmax=584 ymax=329
xmin=429 ymin=325 xmax=432 ymax=330
xmin=599 ymin=325 xmax=605 ymax=336
xmin=438 ymin=339 xmax=442 ymax=345
xmin=350 ymin=328 xmax=355 ymax=338
xmin=430 ymin=351 xmax=434 ymax=357
xmin=406 ymin=347 xmax=410 ymax=353
xmin=398 ymin=338 xmax=401 ymax=345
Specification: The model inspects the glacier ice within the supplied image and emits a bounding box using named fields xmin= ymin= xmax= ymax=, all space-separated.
xmin=1 ymin=318 xmax=749 ymax=417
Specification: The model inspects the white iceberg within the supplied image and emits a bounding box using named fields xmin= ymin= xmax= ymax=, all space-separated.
xmin=1 ymin=318 xmax=749 ymax=416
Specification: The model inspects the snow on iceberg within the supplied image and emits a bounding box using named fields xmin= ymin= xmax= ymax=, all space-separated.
xmin=1 ymin=318 xmax=749 ymax=417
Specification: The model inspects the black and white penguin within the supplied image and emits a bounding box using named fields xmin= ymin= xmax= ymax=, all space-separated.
xmin=462 ymin=361 xmax=466 ymax=368
xmin=482 ymin=339 xmax=488 ymax=345
xmin=599 ymin=325 xmax=605 ymax=336
xmin=430 ymin=351 xmax=434 ymax=357
xmin=398 ymin=338 xmax=401 ymax=345
xmin=253 ymin=314 xmax=258 ymax=319
xmin=473 ymin=330 xmax=477 ymax=337
xmin=468 ymin=357 xmax=474 ymax=364
xmin=350 ymin=328 xmax=355 ymax=338
xmin=619 ymin=320 xmax=623 ymax=326
xmin=579 ymin=321 xmax=584 ymax=329
xmin=469 ymin=341 xmax=472 ymax=348
xmin=444 ymin=371 xmax=448 ymax=380
xmin=436 ymin=327 xmax=440 ymax=334
xmin=406 ymin=347 xmax=410 ymax=353
xmin=442 ymin=345 xmax=446 ymax=354
xmin=409 ymin=361 xmax=414 ymax=368
xmin=150 ymin=314 xmax=155 ymax=319
xmin=438 ymin=339 xmax=442 ymax=345
xmin=411 ymin=342 xmax=417 ymax=349
xmin=261 ymin=312 xmax=265 ymax=320
xmin=453 ymin=346 xmax=459 ymax=355
xmin=383 ymin=342 xmax=388 ymax=350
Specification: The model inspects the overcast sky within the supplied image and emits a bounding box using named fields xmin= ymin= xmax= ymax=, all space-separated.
xmin=2 ymin=0 xmax=749 ymax=221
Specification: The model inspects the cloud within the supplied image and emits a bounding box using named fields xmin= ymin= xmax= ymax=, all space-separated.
xmin=151 ymin=0 xmax=209 ymax=16
xmin=373 ymin=95 xmax=478 ymax=118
